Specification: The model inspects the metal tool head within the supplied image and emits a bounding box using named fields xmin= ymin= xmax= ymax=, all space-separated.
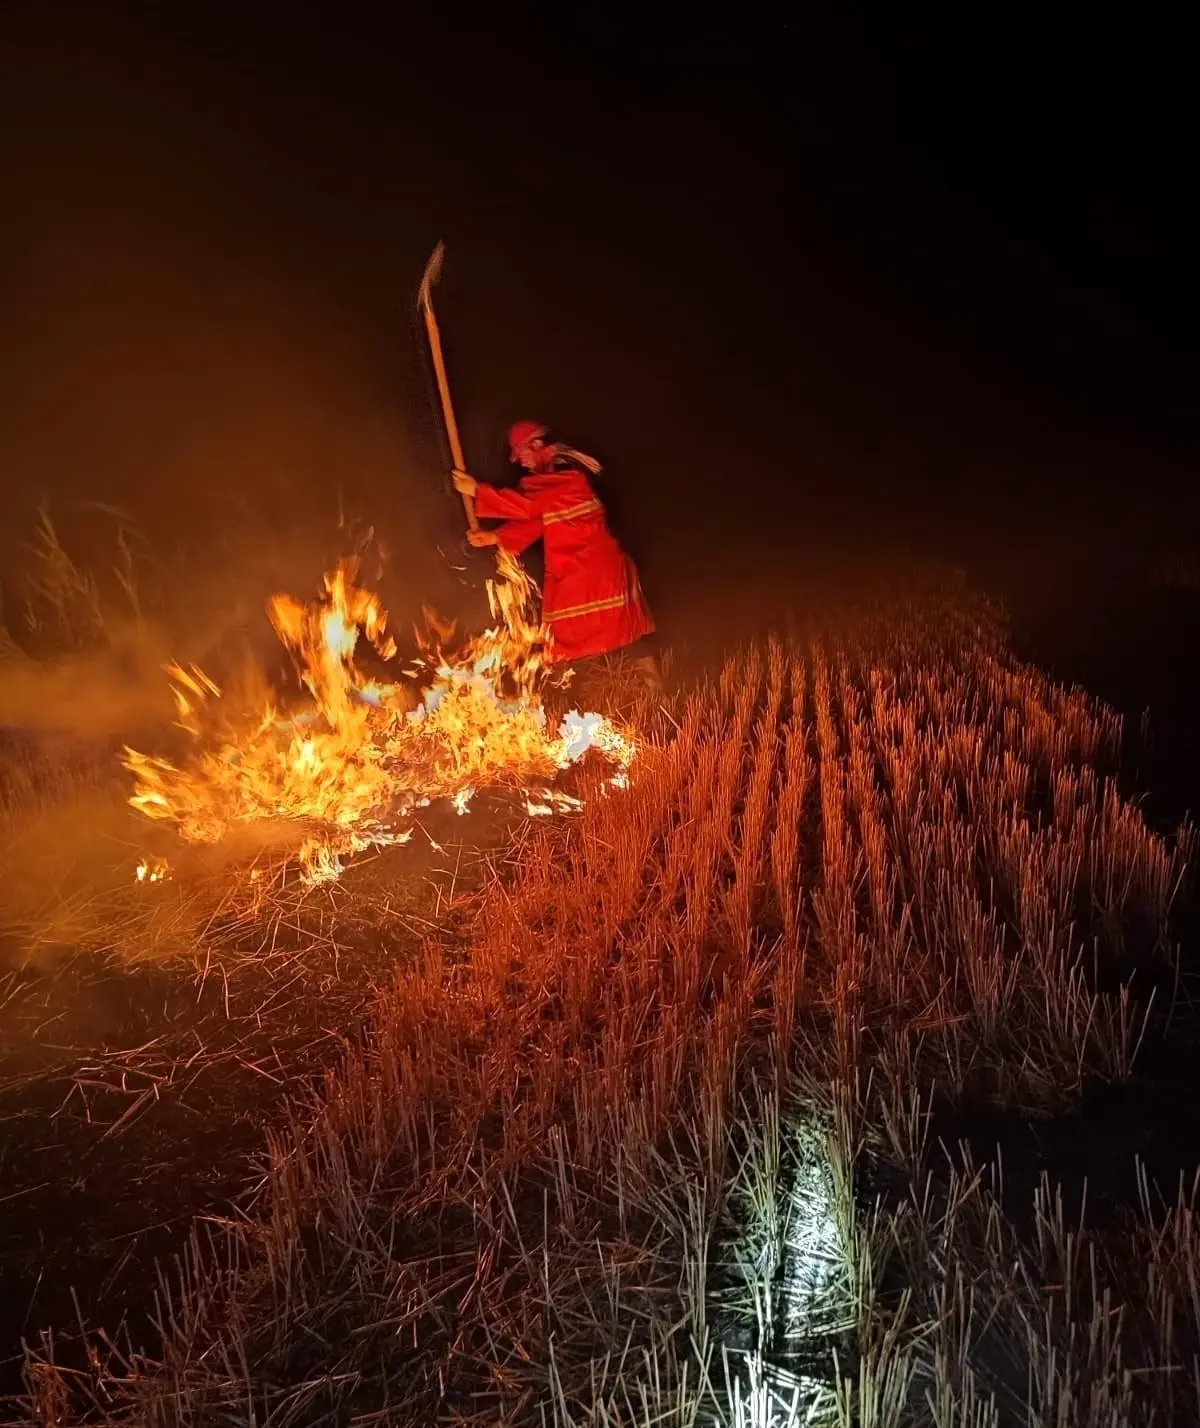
xmin=418 ymin=241 xmax=445 ymax=310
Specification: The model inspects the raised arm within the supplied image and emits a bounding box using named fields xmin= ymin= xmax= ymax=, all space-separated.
xmin=473 ymin=482 xmax=537 ymax=522
xmin=472 ymin=482 xmax=543 ymax=552
xmin=454 ymin=469 xmax=544 ymax=552
xmin=493 ymin=517 xmax=543 ymax=555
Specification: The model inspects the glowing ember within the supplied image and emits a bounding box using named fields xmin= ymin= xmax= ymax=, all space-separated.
xmin=124 ymin=549 xmax=636 ymax=882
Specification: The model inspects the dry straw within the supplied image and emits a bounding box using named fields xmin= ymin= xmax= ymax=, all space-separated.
xmin=11 ymin=575 xmax=1198 ymax=1427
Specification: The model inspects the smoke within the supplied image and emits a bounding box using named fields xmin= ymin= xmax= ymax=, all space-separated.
xmin=0 ymin=621 xmax=178 ymax=742
xmin=0 ymin=508 xmax=441 ymax=748
xmin=0 ymin=7 xmax=452 ymax=593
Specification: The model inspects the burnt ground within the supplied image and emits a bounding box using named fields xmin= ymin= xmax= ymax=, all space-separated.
xmin=0 ymin=794 xmax=525 ymax=1403
xmin=1 ymin=553 xmax=1200 ymax=1408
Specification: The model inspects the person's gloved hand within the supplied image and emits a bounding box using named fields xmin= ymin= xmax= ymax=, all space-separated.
xmin=451 ymin=469 xmax=478 ymax=497
xmin=466 ymin=528 xmax=498 ymax=548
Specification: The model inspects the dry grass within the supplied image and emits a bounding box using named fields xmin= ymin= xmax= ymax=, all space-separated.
xmin=9 ymin=578 xmax=1200 ymax=1427
xmin=14 ymin=505 xmax=148 ymax=656
xmin=0 ymin=778 xmax=531 ymax=1418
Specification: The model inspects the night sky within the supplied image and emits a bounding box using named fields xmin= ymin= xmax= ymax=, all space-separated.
xmin=2 ymin=5 xmax=1196 ymax=642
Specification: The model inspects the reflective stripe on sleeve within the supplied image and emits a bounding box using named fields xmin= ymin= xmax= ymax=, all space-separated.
xmin=542 ymin=499 xmax=603 ymax=525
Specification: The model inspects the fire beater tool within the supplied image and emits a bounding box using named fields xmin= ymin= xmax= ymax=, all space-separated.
xmin=418 ymin=241 xmax=478 ymax=531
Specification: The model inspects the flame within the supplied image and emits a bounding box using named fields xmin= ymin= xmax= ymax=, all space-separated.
xmin=124 ymin=550 xmax=636 ymax=883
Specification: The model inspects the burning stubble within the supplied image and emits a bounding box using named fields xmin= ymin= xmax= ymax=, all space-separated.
xmin=123 ymin=548 xmax=636 ymax=884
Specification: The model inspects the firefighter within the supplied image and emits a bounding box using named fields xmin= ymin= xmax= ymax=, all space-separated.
xmin=452 ymin=421 xmax=661 ymax=690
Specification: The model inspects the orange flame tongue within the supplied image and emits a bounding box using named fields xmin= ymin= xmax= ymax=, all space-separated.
xmin=268 ymin=559 xmax=397 ymax=731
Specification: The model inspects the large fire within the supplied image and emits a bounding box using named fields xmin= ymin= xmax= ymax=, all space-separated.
xmin=124 ymin=550 xmax=636 ymax=883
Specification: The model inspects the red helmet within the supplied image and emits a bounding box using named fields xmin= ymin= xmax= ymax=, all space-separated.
xmin=508 ymin=420 xmax=548 ymax=460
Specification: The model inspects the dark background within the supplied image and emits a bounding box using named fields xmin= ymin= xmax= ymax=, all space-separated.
xmin=1 ymin=3 xmax=1196 ymax=643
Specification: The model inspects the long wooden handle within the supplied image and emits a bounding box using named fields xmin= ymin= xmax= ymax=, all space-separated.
xmin=418 ymin=242 xmax=478 ymax=531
